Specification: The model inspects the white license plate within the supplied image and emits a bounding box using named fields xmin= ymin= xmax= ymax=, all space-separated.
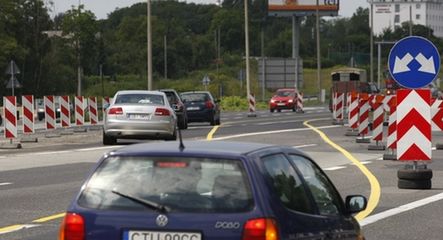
xmin=187 ymin=106 xmax=200 ymax=111
xmin=277 ymin=103 xmax=286 ymax=106
xmin=128 ymin=114 xmax=151 ymax=120
xmin=125 ymin=230 xmax=201 ymax=240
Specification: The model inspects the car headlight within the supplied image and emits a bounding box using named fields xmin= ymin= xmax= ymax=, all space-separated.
xmin=270 ymin=99 xmax=275 ymax=103
xmin=288 ymin=99 xmax=293 ymax=103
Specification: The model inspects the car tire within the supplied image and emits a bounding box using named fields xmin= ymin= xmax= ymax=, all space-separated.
xmin=215 ymin=118 xmax=221 ymax=125
xmin=270 ymin=109 xmax=274 ymax=113
xmin=398 ymin=179 xmax=431 ymax=189
xmin=397 ymin=169 xmax=433 ymax=180
xmin=165 ymin=128 xmax=177 ymax=141
xmin=210 ymin=115 xmax=217 ymax=126
xmin=277 ymin=109 xmax=281 ymax=112
xmin=103 ymin=132 xmax=116 ymax=145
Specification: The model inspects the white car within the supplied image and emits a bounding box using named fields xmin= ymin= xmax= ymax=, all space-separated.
xmin=103 ymin=90 xmax=177 ymax=145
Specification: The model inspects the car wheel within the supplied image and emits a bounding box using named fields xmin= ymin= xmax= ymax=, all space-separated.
xmin=398 ymin=179 xmax=431 ymax=189
xmin=277 ymin=109 xmax=281 ymax=112
xmin=103 ymin=132 xmax=116 ymax=145
xmin=210 ymin=115 xmax=217 ymax=126
xmin=270 ymin=109 xmax=274 ymax=113
xmin=165 ymin=128 xmax=177 ymax=141
xmin=397 ymin=169 xmax=433 ymax=180
xmin=215 ymin=118 xmax=221 ymax=125
xmin=292 ymin=107 xmax=296 ymax=112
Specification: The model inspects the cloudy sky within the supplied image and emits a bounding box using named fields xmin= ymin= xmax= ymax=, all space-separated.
xmin=49 ymin=0 xmax=368 ymax=20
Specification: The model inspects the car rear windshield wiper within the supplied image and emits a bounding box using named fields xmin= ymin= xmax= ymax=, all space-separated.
xmin=111 ymin=190 xmax=170 ymax=213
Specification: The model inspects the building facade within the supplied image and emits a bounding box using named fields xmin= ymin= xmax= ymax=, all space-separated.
xmin=371 ymin=0 xmax=443 ymax=37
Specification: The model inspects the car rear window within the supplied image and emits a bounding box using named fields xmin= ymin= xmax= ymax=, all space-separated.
xmin=181 ymin=93 xmax=209 ymax=102
xmin=114 ymin=94 xmax=164 ymax=105
xmin=78 ymin=156 xmax=254 ymax=213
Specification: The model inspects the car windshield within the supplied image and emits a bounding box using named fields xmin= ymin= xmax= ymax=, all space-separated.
xmin=114 ymin=94 xmax=164 ymax=105
xmin=181 ymin=93 xmax=209 ymax=102
xmin=78 ymin=156 xmax=254 ymax=213
xmin=276 ymin=91 xmax=293 ymax=97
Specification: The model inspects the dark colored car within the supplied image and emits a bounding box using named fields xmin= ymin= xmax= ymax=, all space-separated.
xmin=159 ymin=89 xmax=188 ymax=129
xmin=269 ymin=88 xmax=298 ymax=112
xmin=180 ymin=91 xmax=221 ymax=126
xmin=59 ymin=140 xmax=367 ymax=240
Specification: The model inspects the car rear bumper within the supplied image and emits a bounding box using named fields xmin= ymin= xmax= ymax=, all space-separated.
xmin=186 ymin=110 xmax=213 ymax=122
xmin=104 ymin=119 xmax=175 ymax=138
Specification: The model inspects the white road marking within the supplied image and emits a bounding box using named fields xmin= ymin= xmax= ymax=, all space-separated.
xmin=0 ymin=182 xmax=12 ymax=186
xmin=293 ymin=144 xmax=317 ymax=148
xmin=359 ymin=161 xmax=372 ymax=165
xmin=0 ymin=224 xmax=40 ymax=234
xmin=323 ymin=166 xmax=346 ymax=171
xmin=360 ymin=192 xmax=443 ymax=226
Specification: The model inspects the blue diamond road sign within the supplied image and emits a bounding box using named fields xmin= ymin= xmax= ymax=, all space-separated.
xmin=388 ymin=36 xmax=440 ymax=89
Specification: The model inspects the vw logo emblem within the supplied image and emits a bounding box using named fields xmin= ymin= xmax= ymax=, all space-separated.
xmin=156 ymin=214 xmax=168 ymax=227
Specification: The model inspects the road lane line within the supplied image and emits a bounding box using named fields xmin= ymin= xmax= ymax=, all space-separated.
xmin=303 ymin=120 xmax=381 ymax=222
xmin=206 ymin=125 xmax=221 ymax=140
xmin=0 ymin=224 xmax=40 ymax=235
xmin=32 ymin=213 xmax=66 ymax=223
xmin=0 ymin=182 xmax=12 ymax=186
xmin=324 ymin=166 xmax=347 ymax=171
xmin=293 ymin=144 xmax=317 ymax=148
xmin=360 ymin=192 xmax=443 ymax=226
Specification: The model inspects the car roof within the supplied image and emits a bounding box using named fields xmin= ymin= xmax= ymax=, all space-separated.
xmin=276 ymin=88 xmax=295 ymax=91
xmin=181 ymin=91 xmax=211 ymax=95
xmin=115 ymin=90 xmax=164 ymax=95
xmin=108 ymin=140 xmax=301 ymax=158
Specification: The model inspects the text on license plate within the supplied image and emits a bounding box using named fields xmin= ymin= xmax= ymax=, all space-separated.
xmin=125 ymin=230 xmax=201 ymax=240
xmin=128 ymin=114 xmax=151 ymax=120
xmin=187 ymin=107 xmax=200 ymax=111
xmin=277 ymin=103 xmax=286 ymax=106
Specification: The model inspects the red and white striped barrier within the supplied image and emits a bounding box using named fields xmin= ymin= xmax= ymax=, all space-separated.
xmin=296 ymin=92 xmax=304 ymax=113
xmin=348 ymin=92 xmax=359 ymax=130
xmin=102 ymin=97 xmax=111 ymax=121
xmin=335 ymin=92 xmax=344 ymax=121
xmin=248 ymin=94 xmax=256 ymax=113
xmin=3 ymin=96 xmax=17 ymax=139
xmin=368 ymin=95 xmax=385 ymax=150
xmin=383 ymin=95 xmax=394 ymax=125
xmin=22 ymin=95 xmax=34 ymax=134
xmin=44 ymin=96 xmax=56 ymax=130
xmin=397 ymin=89 xmax=431 ymax=161
xmin=332 ymin=92 xmax=337 ymax=120
xmin=385 ymin=96 xmax=397 ymax=157
xmin=60 ymin=96 xmax=71 ymax=128
xmin=75 ymin=96 xmax=84 ymax=126
xmin=346 ymin=92 xmax=351 ymax=119
xmin=357 ymin=93 xmax=370 ymax=142
xmin=431 ymin=99 xmax=443 ymax=131
xmin=89 ymin=97 xmax=98 ymax=125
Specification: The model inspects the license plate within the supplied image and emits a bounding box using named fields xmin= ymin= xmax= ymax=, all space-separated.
xmin=277 ymin=103 xmax=286 ymax=106
xmin=124 ymin=230 xmax=201 ymax=240
xmin=187 ymin=106 xmax=200 ymax=111
xmin=128 ymin=114 xmax=151 ymax=120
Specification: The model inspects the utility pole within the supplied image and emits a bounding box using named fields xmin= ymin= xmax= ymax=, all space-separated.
xmin=164 ymin=35 xmax=167 ymax=79
xmin=244 ymin=0 xmax=255 ymax=116
xmin=77 ymin=0 xmax=82 ymax=96
xmin=370 ymin=0 xmax=374 ymax=84
xmin=316 ymin=0 xmax=322 ymax=101
xmin=147 ymin=0 xmax=153 ymax=90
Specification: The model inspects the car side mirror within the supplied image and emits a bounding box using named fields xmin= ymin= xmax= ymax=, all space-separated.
xmin=345 ymin=195 xmax=367 ymax=214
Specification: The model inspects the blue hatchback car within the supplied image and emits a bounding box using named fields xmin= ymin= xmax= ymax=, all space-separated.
xmin=59 ymin=140 xmax=367 ymax=240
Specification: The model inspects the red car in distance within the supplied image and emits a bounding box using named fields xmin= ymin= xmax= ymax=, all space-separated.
xmin=269 ymin=88 xmax=298 ymax=112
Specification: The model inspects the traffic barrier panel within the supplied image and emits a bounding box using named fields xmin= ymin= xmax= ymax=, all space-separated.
xmin=383 ymin=95 xmax=397 ymax=160
xmin=22 ymin=95 xmax=34 ymax=134
xmin=102 ymin=97 xmax=110 ymax=121
xmin=44 ymin=96 xmax=56 ymax=130
xmin=368 ymin=95 xmax=385 ymax=150
xmin=397 ymin=89 xmax=431 ymax=161
xmin=296 ymin=92 xmax=304 ymax=113
xmin=75 ymin=96 xmax=84 ymax=126
xmin=356 ymin=93 xmax=370 ymax=143
xmin=60 ymin=96 xmax=71 ymax=128
xmin=3 ymin=96 xmax=17 ymax=139
xmin=89 ymin=97 xmax=98 ymax=125
xmin=247 ymin=94 xmax=256 ymax=117
xmin=345 ymin=91 xmax=360 ymax=136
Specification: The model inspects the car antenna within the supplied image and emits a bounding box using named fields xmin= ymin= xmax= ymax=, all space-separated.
xmin=177 ymin=126 xmax=185 ymax=151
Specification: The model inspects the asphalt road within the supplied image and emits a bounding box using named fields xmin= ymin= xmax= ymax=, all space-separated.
xmin=1 ymin=106 xmax=443 ymax=239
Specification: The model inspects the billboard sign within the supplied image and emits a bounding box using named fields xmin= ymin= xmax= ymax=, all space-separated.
xmin=269 ymin=0 xmax=339 ymax=17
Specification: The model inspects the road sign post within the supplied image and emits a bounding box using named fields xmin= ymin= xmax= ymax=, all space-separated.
xmin=388 ymin=36 xmax=439 ymax=189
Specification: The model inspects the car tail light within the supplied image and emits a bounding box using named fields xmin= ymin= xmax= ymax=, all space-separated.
xmin=155 ymin=108 xmax=171 ymax=116
xmin=108 ymin=107 xmax=123 ymax=115
xmin=242 ymin=218 xmax=279 ymax=240
xmin=205 ymin=101 xmax=214 ymax=109
xmin=59 ymin=213 xmax=85 ymax=240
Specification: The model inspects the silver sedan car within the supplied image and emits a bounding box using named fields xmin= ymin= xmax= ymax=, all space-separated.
xmin=103 ymin=90 xmax=177 ymax=145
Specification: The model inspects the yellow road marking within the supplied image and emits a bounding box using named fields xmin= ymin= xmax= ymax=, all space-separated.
xmin=206 ymin=125 xmax=220 ymax=140
xmin=32 ymin=213 xmax=65 ymax=223
xmin=303 ymin=120 xmax=381 ymax=221
xmin=0 ymin=224 xmax=25 ymax=234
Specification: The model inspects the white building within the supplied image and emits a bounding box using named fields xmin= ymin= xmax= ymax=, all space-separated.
xmin=370 ymin=0 xmax=443 ymax=38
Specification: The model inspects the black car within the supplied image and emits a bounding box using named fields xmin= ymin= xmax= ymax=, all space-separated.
xmin=180 ymin=91 xmax=221 ymax=126
xmin=159 ymin=89 xmax=188 ymax=129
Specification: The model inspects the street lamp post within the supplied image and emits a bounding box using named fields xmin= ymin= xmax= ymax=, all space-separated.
xmin=316 ymin=0 xmax=322 ymax=102
xmin=147 ymin=0 xmax=153 ymax=90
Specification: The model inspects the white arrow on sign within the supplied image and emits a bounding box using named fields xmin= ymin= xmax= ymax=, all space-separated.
xmin=393 ymin=53 xmax=413 ymax=74
xmin=415 ymin=53 xmax=436 ymax=74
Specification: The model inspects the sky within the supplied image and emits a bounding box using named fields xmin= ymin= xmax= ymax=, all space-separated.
xmin=49 ymin=0 xmax=368 ymax=20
